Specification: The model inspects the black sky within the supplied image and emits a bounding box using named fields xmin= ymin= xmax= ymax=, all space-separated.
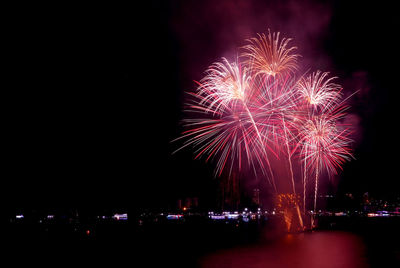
xmin=4 ymin=1 xmax=399 ymax=212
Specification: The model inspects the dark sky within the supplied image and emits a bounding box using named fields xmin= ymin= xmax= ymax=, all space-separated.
xmin=5 ymin=0 xmax=399 ymax=211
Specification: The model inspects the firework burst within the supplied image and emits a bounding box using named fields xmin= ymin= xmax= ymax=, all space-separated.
xmin=197 ymin=58 xmax=253 ymax=114
xmin=297 ymin=71 xmax=342 ymax=110
xmin=173 ymin=91 xmax=271 ymax=178
xmin=298 ymin=114 xmax=353 ymax=176
xmin=241 ymin=29 xmax=299 ymax=77
xmin=295 ymin=100 xmax=354 ymax=217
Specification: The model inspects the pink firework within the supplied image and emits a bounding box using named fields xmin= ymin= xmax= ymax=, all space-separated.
xmin=174 ymin=58 xmax=277 ymax=182
xmin=254 ymin=74 xmax=302 ymax=143
xmin=296 ymin=101 xmax=354 ymax=215
xmin=297 ymin=71 xmax=342 ymax=111
xmin=197 ymin=57 xmax=253 ymax=114
xmin=298 ymin=114 xmax=353 ymax=176
xmin=173 ymin=91 xmax=272 ymax=178
xmin=241 ymin=29 xmax=299 ymax=78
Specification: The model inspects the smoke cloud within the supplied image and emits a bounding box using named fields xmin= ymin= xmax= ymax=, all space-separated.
xmin=170 ymin=0 xmax=334 ymax=83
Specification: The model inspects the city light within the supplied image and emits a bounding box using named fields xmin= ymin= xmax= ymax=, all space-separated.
xmin=113 ymin=213 xmax=128 ymax=221
xmin=166 ymin=214 xmax=184 ymax=220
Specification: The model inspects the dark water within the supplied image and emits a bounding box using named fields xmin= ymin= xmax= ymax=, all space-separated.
xmin=135 ymin=217 xmax=399 ymax=268
xmin=4 ymin=217 xmax=400 ymax=267
xmin=200 ymin=232 xmax=368 ymax=268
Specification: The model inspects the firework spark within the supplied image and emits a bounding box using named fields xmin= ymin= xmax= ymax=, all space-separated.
xmin=299 ymin=115 xmax=353 ymax=176
xmin=297 ymin=71 xmax=342 ymax=109
xmin=241 ymin=30 xmax=299 ymax=77
xmin=197 ymin=58 xmax=253 ymax=114
xmin=183 ymin=58 xmax=280 ymax=185
xmin=173 ymin=91 xmax=269 ymax=178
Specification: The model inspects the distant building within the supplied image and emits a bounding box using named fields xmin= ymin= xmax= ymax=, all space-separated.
xmin=220 ymin=173 xmax=240 ymax=211
xmin=192 ymin=197 xmax=199 ymax=207
xmin=252 ymin=188 xmax=260 ymax=207
xmin=184 ymin=197 xmax=192 ymax=208
xmin=177 ymin=197 xmax=199 ymax=210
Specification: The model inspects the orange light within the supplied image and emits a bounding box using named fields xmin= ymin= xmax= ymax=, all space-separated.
xmin=183 ymin=207 xmax=187 ymax=211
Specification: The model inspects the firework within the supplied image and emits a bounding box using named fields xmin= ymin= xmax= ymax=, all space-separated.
xmin=241 ymin=29 xmax=299 ymax=77
xmin=297 ymin=71 xmax=342 ymax=110
xmin=197 ymin=57 xmax=270 ymax=158
xmin=197 ymin=57 xmax=252 ymax=114
xmin=299 ymin=116 xmax=353 ymax=176
xmin=297 ymin=105 xmax=354 ymax=216
xmin=183 ymin=58 xmax=281 ymax=186
xmin=173 ymin=91 xmax=269 ymax=178
xmin=293 ymin=71 xmax=349 ymax=214
xmin=174 ymin=30 xmax=355 ymax=229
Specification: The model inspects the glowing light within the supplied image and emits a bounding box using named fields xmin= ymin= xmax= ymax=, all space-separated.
xmin=167 ymin=214 xmax=184 ymax=220
xmin=113 ymin=213 xmax=128 ymax=221
xmin=227 ymin=214 xmax=239 ymax=219
xmin=276 ymin=193 xmax=303 ymax=231
xmin=210 ymin=215 xmax=225 ymax=220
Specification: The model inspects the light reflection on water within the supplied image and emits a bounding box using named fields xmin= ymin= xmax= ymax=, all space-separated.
xmin=200 ymin=231 xmax=369 ymax=268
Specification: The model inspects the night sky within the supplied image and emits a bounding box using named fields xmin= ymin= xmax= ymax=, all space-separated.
xmin=5 ymin=1 xmax=399 ymax=212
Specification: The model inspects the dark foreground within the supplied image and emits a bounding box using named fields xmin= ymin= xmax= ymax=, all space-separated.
xmin=4 ymin=216 xmax=400 ymax=267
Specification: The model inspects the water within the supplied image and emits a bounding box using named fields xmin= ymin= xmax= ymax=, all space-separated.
xmin=200 ymin=231 xmax=368 ymax=268
xmin=4 ymin=217 xmax=400 ymax=267
xmin=136 ymin=217 xmax=400 ymax=267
